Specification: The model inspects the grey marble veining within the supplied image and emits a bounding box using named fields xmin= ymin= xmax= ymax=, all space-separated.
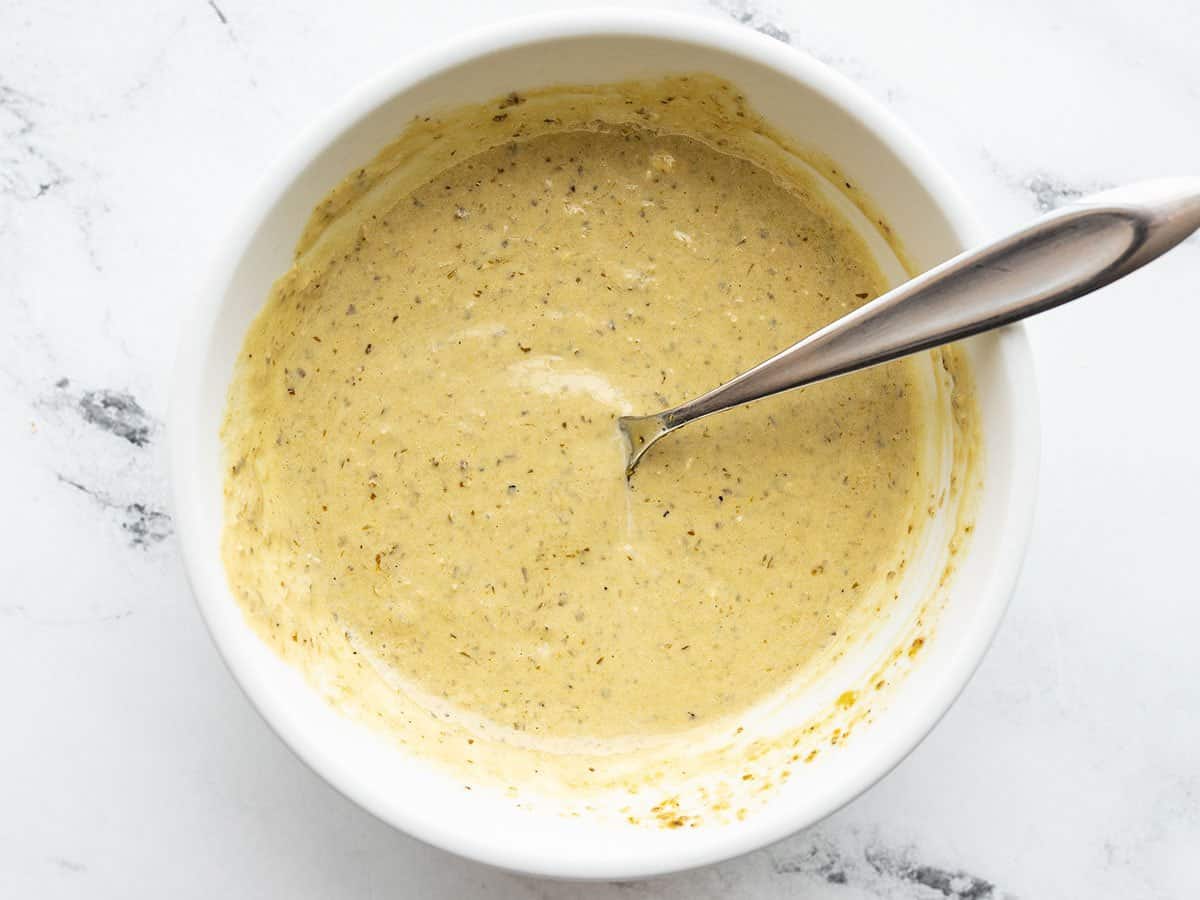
xmin=2 ymin=1 xmax=1198 ymax=897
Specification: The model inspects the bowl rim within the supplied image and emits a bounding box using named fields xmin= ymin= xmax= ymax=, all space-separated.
xmin=170 ymin=8 xmax=1040 ymax=880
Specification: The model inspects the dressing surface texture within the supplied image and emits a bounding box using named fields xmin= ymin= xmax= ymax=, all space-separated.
xmin=222 ymin=83 xmax=929 ymax=759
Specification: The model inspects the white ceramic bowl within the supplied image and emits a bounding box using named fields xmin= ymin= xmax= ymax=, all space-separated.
xmin=171 ymin=10 xmax=1038 ymax=880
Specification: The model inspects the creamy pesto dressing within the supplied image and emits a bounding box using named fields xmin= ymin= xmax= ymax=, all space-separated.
xmin=222 ymin=87 xmax=931 ymax=759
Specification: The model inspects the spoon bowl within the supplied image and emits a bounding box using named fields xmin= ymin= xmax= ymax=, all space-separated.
xmin=171 ymin=10 xmax=1043 ymax=879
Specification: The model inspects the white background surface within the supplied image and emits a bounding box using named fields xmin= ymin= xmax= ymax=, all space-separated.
xmin=2 ymin=1 xmax=1198 ymax=897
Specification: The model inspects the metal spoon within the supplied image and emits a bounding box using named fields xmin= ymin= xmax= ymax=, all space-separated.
xmin=619 ymin=177 xmax=1200 ymax=476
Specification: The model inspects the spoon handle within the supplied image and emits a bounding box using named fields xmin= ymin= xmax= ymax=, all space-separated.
xmin=658 ymin=177 xmax=1200 ymax=430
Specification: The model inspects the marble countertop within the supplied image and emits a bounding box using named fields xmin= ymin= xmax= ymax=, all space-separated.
xmin=3 ymin=0 xmax=1198 ymax=896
